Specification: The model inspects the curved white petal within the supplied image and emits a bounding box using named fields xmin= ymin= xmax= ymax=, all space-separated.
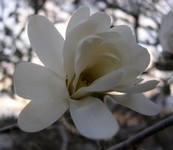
xmin=97 ymin=31 xmax=150 ymax=75
xmin=131 ymin=45 xmax=150 ymax=73
xmin=108 ymin=94 xmax=161 ymax=116
xmin=73 ymin=35 xmax=103 ymax=88
xmin=66 ymin=6 xmax=90 ymax=37
xmin=72 ymin=66 xmax=139 ymax=98
xmin=63 ymin=20 xmax=100 ymax=85
xmin=112 ymin=40 xmax=150 ymax=74
xmin=64 ymin=12 xmax=111 ymax=85
xmin=117 ymin=80 xmax=159 ymax=93
xmin=75 ymin=35 xmax=102 ymax=74
xmin=18 ymin=98 xmax=68 ymax=132
xmin=13 ymin=62 xmax=69 ymax=101
xmin=72 ymin=68 xmax=123 ymax=98
xmin=74 ymin=32 xmax=120 ymax=76
xmin=96 ymin=31 xmax=121 ymax=42
xmin=28 ymin=15 xmax=64 ymax=76
xmin=69 ymin=97 xmax=119 ymax=140
xmin=112 ymin=28 xmax=150 ymax=74
xmin=110 ymin=25 xmax=136 ymax=43
xmin=89 ymin=11 xmax=111 ymax=32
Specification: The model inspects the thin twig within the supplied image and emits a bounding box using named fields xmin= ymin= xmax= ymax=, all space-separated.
xmin=58 ymin=124 xmax=69 ymax=150
xmin=0 ymin=123 xmax=19 ymax=133
xmin=107 ymin=115 xmax=173 ymax=150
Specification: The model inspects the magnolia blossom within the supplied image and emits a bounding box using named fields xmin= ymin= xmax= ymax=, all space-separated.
xmin=159 ymin=11 xmax=173 ymax=52
xmin=13 ymin=7 xmax=161 ymax=140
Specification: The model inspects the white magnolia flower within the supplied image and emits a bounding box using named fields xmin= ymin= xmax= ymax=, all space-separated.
xmin=159 ymin=11 xmax=173 ymax=52
xmin=13 ymin=7 xmax=161 ymax=140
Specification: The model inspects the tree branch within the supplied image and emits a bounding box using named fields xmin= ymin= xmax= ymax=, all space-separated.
xmin=0 ymin=123 xmax=19 ymax=133
xmin=107 ymin=115 xmax=173 ymax=150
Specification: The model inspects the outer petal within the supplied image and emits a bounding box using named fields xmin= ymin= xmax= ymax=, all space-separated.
xmin=108 ymin=94 xmax=161 ymax=116
xmin=13 ymin=62 xmax=69 ymax=132
xmin=18 ymin=98 xmax=68 ymax=132
xmin=28 ymin=15 xmax=64 ymax=76
xmin=116 ymin=80 xmax=159 ymax=93
xmin=131 ymin=45 xmax=150 ymax=74
xmin=69 ymin=97 xmax=119 ymax=140
xmin=13 ymin=62 xmax=69 ymax=101
xmin=66 ymin=6 xmax=90 ymax=37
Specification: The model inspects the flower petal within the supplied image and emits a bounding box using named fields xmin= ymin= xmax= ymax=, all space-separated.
xmin=28 ymin=15 xmax=64 ymax=76
xmin=14 ymin=62 xmax=69 ymax=132
xmin=75 ymin=35 xmax=102 ymax=74
xmin=89 ymin=11 xmax=111 ymax=32
xmin=13 ymin=62 xmax=69 ymax=101
xmin=66 ymin=6 xmax=90 ymax=37
xmin=72 ymin=66 xmax=139 ymax=98
xmin=108 ymin=94 xmax=161 ymax=116
xmin=131 ymin=45 xmax=150 ymax=74
xmin=97 ymin=31 xmax=150 ymax=75
xmin=72 ymin=69 xmax=123 ymax=98
xmin=110 ymin=27 xmax=150 ymax=74
xmin=117 ymin=80 xmax=159 ymax=93
xmin=74 ymin=32 xmax=121 ymax=84
xmin=63 ymin=20 xmax=100 ymax=85
xmin=69 ymin=97 xmax=119 ymax=139
xmin=18 ymin=98 xmax=68 ymax=132
xmin=64 ymin=12 xmax=111 ymax=85
xmin=111 ymin=39 xmax=150 ymax=75
xmin=73 ymin=35 xmax=103 ymax=88
xmin=110 ymin=25 xmax=136 ymax=43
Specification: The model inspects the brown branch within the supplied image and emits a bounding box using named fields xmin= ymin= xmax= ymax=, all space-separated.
xmin=107 ymin=115 xmax=173 ymax=150
xmin=0 ymin=123 xmax=19 ymax=133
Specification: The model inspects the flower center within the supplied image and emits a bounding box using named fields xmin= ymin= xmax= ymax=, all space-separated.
xmin=76 ymin=73 xmax=93 ymax=89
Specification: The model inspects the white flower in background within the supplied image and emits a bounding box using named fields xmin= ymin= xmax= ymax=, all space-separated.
xmin=159 ymin=11 xmax=173 ymax=52
xmin=13 ymin=7 xmax=161 ymax=140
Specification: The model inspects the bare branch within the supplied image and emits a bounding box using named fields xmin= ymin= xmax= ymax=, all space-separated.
xmin=107 ymin=115 xmax=173 ymax=150
xmin=0 ymin=123 xmax=18 ymax=133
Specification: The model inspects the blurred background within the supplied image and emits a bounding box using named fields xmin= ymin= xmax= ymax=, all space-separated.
xmin=0 ymin=0 xmax=173 ymax=149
